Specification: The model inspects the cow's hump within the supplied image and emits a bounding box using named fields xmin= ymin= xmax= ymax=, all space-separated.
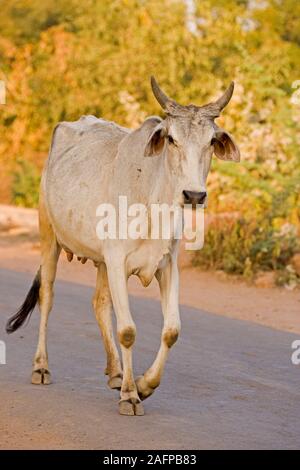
xmin=49 ymin=115 xmax=129 ymax=163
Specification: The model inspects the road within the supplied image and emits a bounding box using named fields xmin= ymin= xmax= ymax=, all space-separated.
xmin=0 ymin=268 xmax=299 ymax=449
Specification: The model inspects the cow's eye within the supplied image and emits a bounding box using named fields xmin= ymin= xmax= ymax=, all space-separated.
xmin=167 ymin=135 xmax=175 ymax=145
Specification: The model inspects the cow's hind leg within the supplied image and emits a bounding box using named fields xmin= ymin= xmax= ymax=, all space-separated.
xmin=31 ymin=199 xmax=61 ymax=384
xmin=136 ymin=254 xmax=181 ymax=400
xmin=92 ymin=263 xmax=123 ymax=390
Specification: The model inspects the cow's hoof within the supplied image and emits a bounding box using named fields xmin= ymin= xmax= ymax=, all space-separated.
xmin=136 ymin=375 xmax=155 ymax=401
xmin=119 ymin=399 xmax=144 ymax=416
xmin=107 ymin=374 xmax=123 ymax=390
xmin=31 ymin=368 xmax=51 ymax=385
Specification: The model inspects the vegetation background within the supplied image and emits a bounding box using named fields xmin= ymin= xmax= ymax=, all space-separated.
xmin=0 ymin=0 xmax=299 ymax=285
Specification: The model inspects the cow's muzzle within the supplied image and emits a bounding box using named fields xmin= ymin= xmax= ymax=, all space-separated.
xmin=183 ymin=190 xmax=207 ymax=207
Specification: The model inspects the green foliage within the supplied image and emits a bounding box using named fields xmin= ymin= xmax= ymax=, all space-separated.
xmin=0 ymin=0 xmax=80 ymax=44
xmin=0 ymin=0 xmax=299 ymax=280
xmin=194 ymin=214 xmax=299 ymax=277
xmin=11 ymin=159 xmax=40 ymax=208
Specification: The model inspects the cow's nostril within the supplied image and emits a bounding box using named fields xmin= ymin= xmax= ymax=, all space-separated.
xmin=183 ymin=190 xmax=190 ymax=203
xmin=198 ymin=191 xmax=207 ymax=204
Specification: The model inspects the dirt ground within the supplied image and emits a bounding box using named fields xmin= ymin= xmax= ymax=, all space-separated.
xmin=0 ymin=231 xmax=299 ymax=334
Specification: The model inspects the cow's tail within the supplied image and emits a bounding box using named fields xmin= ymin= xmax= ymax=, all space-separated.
xmin=6 ymin=268 xmax=41 ymax=334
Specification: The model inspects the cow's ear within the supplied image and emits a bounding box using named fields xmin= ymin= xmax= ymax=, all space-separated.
xmin=144 ymin=124 xmax=166 ymax=157
xmin=212 ymin=129 xmax=240 ymax=162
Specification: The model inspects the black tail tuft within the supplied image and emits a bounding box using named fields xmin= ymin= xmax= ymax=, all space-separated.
xmin=6 ymin=269 xmax=41 ymax=334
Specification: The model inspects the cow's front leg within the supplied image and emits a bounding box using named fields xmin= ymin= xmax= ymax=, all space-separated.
xmin=136 ymin=254 xmax=181 ymax=400
xmin=106 ymin=256 xmax=144 ymax=416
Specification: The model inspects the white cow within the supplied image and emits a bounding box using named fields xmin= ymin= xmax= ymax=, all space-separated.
xmin=7 ymin=77 xmax=240 ymax=415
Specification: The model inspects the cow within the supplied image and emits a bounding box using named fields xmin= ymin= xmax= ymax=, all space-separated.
xmin=6 ymin=77 xmax=240 ymax=415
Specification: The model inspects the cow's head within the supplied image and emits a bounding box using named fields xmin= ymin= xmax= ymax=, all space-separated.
xmin=145 ymin=76 xmax=240 ymax=207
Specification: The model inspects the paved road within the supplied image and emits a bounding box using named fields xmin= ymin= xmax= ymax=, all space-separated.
xmin=0 ymin=268 xmax=299 ymax=449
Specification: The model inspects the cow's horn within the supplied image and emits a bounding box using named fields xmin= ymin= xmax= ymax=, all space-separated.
xmin=150 ymin=76 xmax=171 ymax=109
xmin=214 ymin=81 xmax=234 ymax=112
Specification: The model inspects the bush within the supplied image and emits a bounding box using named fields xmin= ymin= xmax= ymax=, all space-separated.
xmin=193 ymin=212 xmax=300 ymax=286
xmin=11 ymin=159 xmax=40 ymax=208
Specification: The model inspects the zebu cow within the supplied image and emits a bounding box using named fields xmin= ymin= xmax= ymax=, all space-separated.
xmin=6 ymin=77 xmax=240 ymax=415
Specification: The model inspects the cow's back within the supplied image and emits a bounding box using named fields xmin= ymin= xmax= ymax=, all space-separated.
xmin=48 ymin=115 xmax=128 ymax=167
xmin=41 ymin=116 xmax=129 ymax=259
